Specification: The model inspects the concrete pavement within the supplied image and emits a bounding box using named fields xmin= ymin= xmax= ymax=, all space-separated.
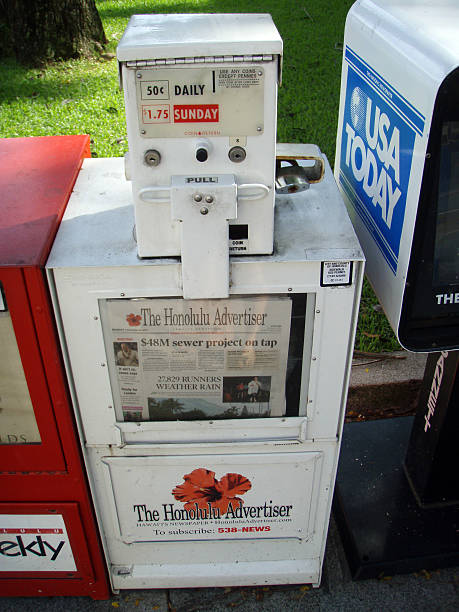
xmin=2 ymin=515 xmax=458 ymax=611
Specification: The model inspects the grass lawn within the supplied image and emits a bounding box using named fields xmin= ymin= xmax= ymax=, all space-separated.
xmin=0 ymin=0 xmax=400 ymax=352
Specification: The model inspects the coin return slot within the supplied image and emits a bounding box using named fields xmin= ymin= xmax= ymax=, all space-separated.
xmin=229 ymin=224 xmax=248 ymax=240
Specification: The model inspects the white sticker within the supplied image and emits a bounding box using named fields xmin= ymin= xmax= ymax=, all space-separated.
xmin=0 ymin=514 xmax=77 ymax=572
xmin=229 ymin=239 xmax=248 ymax=253
xmin=136 ymin=66 xmax=265 ymax=138
xmin=322 ymin=261 xmax=352 ymax=286
xmin=0 ymin=291 xmax=4 ymax=312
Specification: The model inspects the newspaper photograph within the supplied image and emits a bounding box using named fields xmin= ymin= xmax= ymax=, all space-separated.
xmin=100 ymin=296 xmax=292 ymax=421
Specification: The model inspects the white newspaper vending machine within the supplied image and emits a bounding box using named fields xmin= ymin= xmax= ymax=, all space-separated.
xmin=47 ymin=14 xmax=364 ymax=590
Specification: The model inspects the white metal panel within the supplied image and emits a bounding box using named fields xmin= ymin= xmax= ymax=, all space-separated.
xmin=306 ymin=284 xmax=361 ymax=439
xmin=114 ymin=416 xmax=307 ymax=445
xmin=85 ymin=440 xmax=338 ymax=588
xmin=352 ymin=1 xmax=459 ymax=80
xmin=102 ymin=452 xmax=322 ymax=543
xmin=117 ymin=14 xmax=283 ymax=63
xmin=47 ymin=152 xmax=362 ymax=269
xmin=170 ymin=174 xmax=237 ymax=298
xmin=112 ymin=559 xmax=321 ymax=589
xmin=335 ymin=0 xmax=459 ymax=346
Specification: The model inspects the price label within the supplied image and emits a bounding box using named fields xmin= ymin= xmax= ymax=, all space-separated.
xmin=140 ymin=81 xmax=169 ymax=100
xmin=142 ymin=104 xmax=171 ymax=124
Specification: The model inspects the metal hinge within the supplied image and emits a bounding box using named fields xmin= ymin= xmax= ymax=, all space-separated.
xmin=126 ymin=54 xmax=274 ymax=67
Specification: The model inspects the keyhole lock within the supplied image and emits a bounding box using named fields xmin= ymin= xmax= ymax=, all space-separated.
xmin=144 ymin=149 xmax=161 ymax=167
xmin=228 ymin=146 xmax=246 ymax=163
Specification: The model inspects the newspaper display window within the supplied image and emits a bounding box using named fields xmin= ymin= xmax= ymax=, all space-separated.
xmin=0 ymin=292 xmax=41 ymax=445
xmin=100 ymin=295 xmax=306 ymax=421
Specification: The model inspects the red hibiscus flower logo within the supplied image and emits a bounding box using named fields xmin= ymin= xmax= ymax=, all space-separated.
xmin=172 ymin=468 xmax=251 ymax=515
xmin=126 ymin=313 xmax=142 ymax=326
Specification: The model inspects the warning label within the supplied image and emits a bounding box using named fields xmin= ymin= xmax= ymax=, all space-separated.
xmin=217 ymin=67 xmax=262 ymax=88
xmin=321 ymin=261 xmax=353 ymax=286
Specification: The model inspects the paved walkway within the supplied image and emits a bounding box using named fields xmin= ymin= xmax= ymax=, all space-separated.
xmin=2 ymin=516 xmax=458 ymax=611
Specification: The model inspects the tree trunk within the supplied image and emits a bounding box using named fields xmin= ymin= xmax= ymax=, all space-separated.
xmin=4 ymin=0 xmax=107 ymax=65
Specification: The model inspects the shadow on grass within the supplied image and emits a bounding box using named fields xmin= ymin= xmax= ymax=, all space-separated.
xmin=0 ymin=58 xmax=121 ymax=105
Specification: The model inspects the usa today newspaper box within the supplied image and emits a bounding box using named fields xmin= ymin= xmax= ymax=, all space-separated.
xmin=335 ymin=0 xmax=459 ymax=352
xmin=46 ymin=14 xmax=364 ymax=590
xmin=333 ymin=0 xmax=459 ymax=578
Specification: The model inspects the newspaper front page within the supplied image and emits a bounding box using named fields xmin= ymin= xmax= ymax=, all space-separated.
xmin=100 ymin=296 xmax=292 ymax=421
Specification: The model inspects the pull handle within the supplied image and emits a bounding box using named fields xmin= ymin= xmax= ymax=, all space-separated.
xmin=138 ymin=186 xmax=171 ymax=202
xmin=237 ymin=183 xmax=270 ymax=201
xmin=139 ymin=184 xmax=269 ymax=203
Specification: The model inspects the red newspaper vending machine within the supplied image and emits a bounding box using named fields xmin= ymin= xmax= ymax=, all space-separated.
xmin=0 ymin=136 xmax=109 ymax=599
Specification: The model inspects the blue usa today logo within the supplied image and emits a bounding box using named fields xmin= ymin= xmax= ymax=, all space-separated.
xmin=343 ymin=86 xmax=401 ymax=231
xmin=339 ymin=47 xmax=423 ymax=274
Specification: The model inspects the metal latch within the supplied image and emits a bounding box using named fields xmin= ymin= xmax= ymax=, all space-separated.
xmin=170 ymin=175 xmax=238 ymax=300
xmin=135 ymin=178 xmax=270 ymax=300
xmin=275 ymin=155 xmax=324 ymax=194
